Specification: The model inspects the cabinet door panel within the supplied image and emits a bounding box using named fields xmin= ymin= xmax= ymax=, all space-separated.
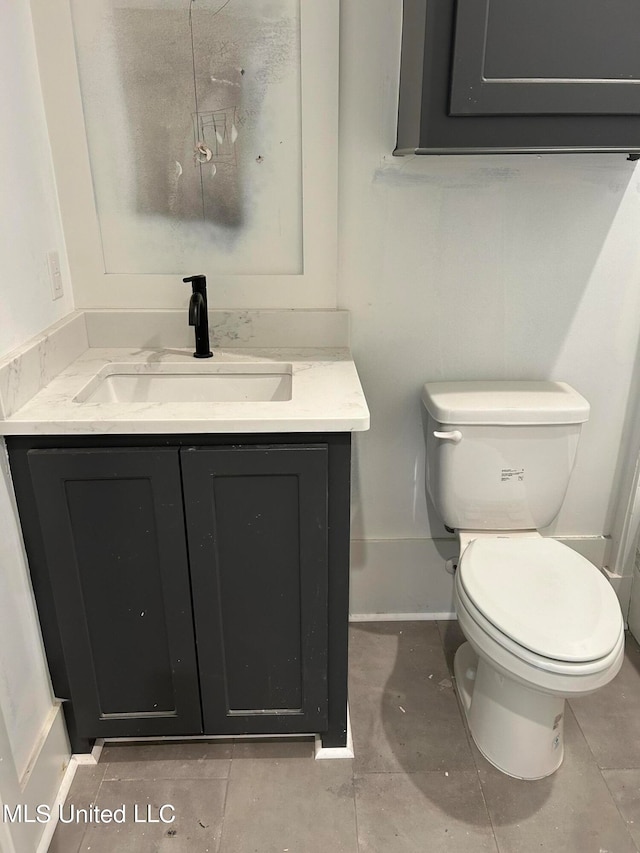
xmin=450 ymin=0 xmax=640 ymax=116
xmin=27 ymin=448 xmax=202 ymax=738
xmin=181 ymin=445 xmax=329 ymax=734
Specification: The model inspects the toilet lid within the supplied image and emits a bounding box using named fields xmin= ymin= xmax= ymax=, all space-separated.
xmin=459 ymin=538 xmax=622 ymax=662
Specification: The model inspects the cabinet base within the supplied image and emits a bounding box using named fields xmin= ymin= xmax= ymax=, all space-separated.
xmin=315 ymin=706 xmax=354 ymax=759
xmin=70 ymin=706 xmax=354 ymax=762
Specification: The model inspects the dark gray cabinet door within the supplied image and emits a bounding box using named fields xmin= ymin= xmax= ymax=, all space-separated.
xmin=181 ymin=445 xmax=329 ymax=734
xmin=27 ymin=448 xmax=202 ymax=738
xmin=450 ymin=0 xmax=640 ymax=116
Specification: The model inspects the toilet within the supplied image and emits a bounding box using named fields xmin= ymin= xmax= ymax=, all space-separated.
xmin=422 ymin=380 xmax=624 ymax=780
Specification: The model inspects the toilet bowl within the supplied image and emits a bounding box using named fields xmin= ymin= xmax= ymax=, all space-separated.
xmin=452 ymin=532 xmax=624 ymax=779
xmin=421 ymin=380 xmax=625 ymax=780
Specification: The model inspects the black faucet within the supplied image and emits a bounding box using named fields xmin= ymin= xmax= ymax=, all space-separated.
xmin=183 ymin=274 xmax=213 ymax=358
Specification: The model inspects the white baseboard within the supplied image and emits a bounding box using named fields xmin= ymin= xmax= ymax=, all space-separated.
xmin=73 ymin=720 xmax=354 ymax=764
xmin=350 ymin=612 xmax=456 ymax=622
xmin=35 ymin=755 xmax=77 ymax=853
xmin=18 ymin=703 xmax=71 ymax=853
xmin=73 ymin=738 xmax=104 ymax=766
xmin=349 ymin=538 xmax=458 ymax=618
xmin=314 ymin=705 xmax=353 ymax=760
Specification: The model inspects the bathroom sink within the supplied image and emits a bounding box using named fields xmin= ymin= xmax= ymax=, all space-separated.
xmin=74 ymin=363 xmax=293 ymax=404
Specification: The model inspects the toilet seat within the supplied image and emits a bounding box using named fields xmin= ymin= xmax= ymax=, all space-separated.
xmin=455 ymin=570 xmax=624 ymax=683
xmin=458 ymin=537 xmax=623 ymax=664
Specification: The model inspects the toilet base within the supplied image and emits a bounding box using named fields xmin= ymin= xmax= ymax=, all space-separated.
xmin=453 ymin=642 xmax=565 ymax=780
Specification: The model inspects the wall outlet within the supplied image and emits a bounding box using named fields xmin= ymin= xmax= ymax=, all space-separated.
xmin=47 ymin=250 xmax=63 ymax=300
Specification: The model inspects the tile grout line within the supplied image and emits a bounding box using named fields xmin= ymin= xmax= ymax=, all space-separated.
xmin=474 ymin=773 xmax=502 ymax=853
xmin=348 ymin=752 xmax=362 ymax=853
xmin=566 ymin=698 xmax=601 ymax=767
xmin=461 ymin=716 xmax=503 ymax=851
xmin=216 ymin=777 xmax=231 ymax=853
xmin=597 ymin=767 xmax=640 ymax=852
xmin=71 ymin=761 xmax=109 ymax=853
xmin=436 ymin=620 xmax=502 ymax=853
xmin=216 ymin=744 xmax=235 ymax=853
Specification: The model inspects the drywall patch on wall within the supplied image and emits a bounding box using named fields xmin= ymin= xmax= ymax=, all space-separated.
xmin=70 ymin=0 xmax=302 ymax=275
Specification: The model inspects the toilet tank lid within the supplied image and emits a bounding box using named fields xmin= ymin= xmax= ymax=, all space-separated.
xmin=421 ymin=381 xmax=590 ymax=425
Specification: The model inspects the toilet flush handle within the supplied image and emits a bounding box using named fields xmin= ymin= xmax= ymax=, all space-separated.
xmin=433 ymin=430 xmax=463 ymax=443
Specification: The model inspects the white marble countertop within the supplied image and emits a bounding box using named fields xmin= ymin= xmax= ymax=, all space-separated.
xmin=0 ymin=346 xmax=370 ymax=435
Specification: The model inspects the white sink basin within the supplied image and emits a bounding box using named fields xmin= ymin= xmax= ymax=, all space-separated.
xmin=74 ymin=364 xmax=293 ymax=404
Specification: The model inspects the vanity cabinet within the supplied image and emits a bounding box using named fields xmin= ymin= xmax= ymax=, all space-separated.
xmin=396 ymin=0 xmax=640 ymax=155
xmin=7 ymin=433 xmax=351 ymax=752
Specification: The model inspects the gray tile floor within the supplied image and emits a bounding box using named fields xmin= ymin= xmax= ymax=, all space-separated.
xmin=51 ymin=621 xmax=640 ymax=852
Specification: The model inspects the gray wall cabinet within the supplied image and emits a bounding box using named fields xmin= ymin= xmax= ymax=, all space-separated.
xmin=7 ymin=433 xmax=351 ymax=752
xmin=396 ymin=0 xmax=640 ymax=155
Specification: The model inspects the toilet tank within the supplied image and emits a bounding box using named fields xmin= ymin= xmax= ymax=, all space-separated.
xmin=422 ymin=381 xmax=590 ymax=531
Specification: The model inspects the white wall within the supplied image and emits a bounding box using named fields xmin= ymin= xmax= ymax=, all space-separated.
xmin=338 ymin=0 xmax=640 ymax=614
xmin=0 ymin=1 xmax=74 ymax=355
xmin=0 ymin=3 xmax=73 ymax=847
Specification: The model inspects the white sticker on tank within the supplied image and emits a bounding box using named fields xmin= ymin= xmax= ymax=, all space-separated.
xmin=501 ymin=468 xmax=525 ymax=482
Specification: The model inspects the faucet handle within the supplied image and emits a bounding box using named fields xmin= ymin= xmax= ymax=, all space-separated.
xmin=183 ymin=274 xmax=207 ymax=292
